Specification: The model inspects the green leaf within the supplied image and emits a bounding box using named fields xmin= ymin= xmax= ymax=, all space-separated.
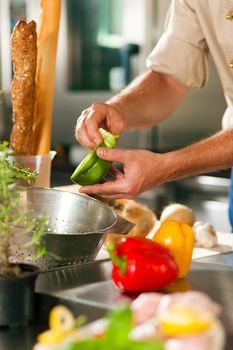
xmin=58 ymin=340 xmax=102 ymax=350
xmin=104 ymin=306 xmax=132 ymax=346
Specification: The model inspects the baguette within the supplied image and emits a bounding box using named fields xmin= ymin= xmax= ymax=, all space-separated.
xmin=10 ymin=21 xmax=37 ymax=155
xmin=32 ymin=0 xmax=61 ymax=155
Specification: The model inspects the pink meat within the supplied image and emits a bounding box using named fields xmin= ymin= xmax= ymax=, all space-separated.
xmin=131 ymin=291 xmax=220 ymax=326
xmin=165 ymin=321 xmax=225 ymax=350
xmin=131 ymin=293 xmax=164 ymax=325
xmin=157 ymin=291 xmax=221 ymax=318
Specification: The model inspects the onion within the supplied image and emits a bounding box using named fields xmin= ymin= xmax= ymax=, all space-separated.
xmin=160 ymin=203 xmax=195 ymax=226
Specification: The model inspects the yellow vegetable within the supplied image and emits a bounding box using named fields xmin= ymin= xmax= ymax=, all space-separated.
xmin=37 ymin=329 xmax=64 ymax=345
xmin=152 ymin=219 xmax=194 ymax=278
xmin=159 ymin=304 xmax=212 ymax=336
xmin=49 ymin=305 xmax=75 ymax=333
xmin=37 ymin=305 xmax=75 ymax=345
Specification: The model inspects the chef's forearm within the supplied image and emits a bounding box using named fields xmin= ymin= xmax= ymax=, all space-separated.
xmin=162 ymin=128 xmax=233 ymax=182
xmin=107 ymin=70 xmax=188 ymax=129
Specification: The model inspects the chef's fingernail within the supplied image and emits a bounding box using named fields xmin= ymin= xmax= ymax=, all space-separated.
xmin=97 ymin=147 xmax=108 ymax=158
xmin=96 ymin=148 xmax=103 ymax=157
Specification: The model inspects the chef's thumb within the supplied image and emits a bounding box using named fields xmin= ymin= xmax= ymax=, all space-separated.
xmin=97 ymin=147 xmax=126 ymax=163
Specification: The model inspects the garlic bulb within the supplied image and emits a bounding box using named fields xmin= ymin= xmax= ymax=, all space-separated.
xmin=160 ymin=203 xmax=195 ymax=226
xmin=193 ymin=221 xmax=218 ymax=248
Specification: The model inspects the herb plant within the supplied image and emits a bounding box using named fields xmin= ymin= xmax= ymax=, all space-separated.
xmin=0 ymin=141 xmax=47 ymax=276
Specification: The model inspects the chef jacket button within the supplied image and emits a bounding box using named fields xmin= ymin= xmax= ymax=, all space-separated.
xmin=228 ymin=61 xmax=233 ymax=69
xmin=226 ymin=12 xmax=233 ymax=20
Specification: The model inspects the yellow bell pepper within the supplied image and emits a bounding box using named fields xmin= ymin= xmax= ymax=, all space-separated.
xmin=37 ymin=305 xmax=75 ymax=345
xmin=152 ymin=219 xmax=194 ymax=278
xmin=49 ymin=305 xmax=75 ymax=333
xmin=37 ymin=329 xmax=64 ymax=345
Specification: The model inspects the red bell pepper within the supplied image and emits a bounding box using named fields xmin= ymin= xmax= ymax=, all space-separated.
xmin=107 ymin=237 xmax=179 ymax=293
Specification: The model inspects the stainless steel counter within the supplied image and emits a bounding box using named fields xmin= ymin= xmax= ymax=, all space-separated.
xmin=196 ymin=251 xmax=233 ymax=267
xmin=0 ymin=257 xmax=232 ymax=350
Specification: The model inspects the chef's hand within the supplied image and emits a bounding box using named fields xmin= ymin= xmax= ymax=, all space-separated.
xmin=75 ymin=102 xmax=126 ymax=149
xmin=79 ymin=147 xmax=165 ymax=199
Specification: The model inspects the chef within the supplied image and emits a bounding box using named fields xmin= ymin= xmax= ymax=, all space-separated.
xmin=75 ymin=0 xmax=233 ymax=230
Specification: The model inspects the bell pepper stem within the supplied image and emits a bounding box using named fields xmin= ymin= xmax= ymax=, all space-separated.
xmin=107 ymin=243 xmax=127 ymax=275
xmin=99 ymin=128 xmax=119 ymax=148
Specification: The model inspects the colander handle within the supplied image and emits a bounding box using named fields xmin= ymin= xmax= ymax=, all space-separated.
xmin=106 ymin=214 xmax=135 ymax=234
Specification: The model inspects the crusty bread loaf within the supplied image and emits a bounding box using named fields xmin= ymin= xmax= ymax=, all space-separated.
xmin=118 ymin=200 xmax=157 ymax=237
xmin=105 ymin=199 xmax=157 ymax=246
xmin=10 ymin=21 xmax=37 ymax=155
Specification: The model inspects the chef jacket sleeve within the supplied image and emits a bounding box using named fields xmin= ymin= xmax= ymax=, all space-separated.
xmin=146 ymin=0 xmax=210 ymax=88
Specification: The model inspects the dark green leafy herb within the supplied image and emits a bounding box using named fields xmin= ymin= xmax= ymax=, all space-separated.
xmin=0 ymin=141 xmax=47 ymax=276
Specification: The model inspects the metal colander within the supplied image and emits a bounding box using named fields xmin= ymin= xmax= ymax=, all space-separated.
xmin=9 ymin=188 xmax=134 ymax=270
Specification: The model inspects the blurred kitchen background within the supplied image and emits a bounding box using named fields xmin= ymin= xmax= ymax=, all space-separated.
xmin=0 ymin=0 xmax=231 ymax=231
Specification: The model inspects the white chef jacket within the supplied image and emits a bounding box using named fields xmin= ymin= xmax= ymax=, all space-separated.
xmin=146 ymin=0 xmax=233 ymax=129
